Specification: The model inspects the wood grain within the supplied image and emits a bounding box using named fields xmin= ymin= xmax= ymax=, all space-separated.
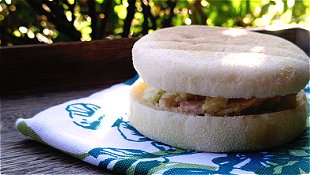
xmin=1 ymin=88 xmax=113 ymax=174
xmin=0 ymin=38 xmax=138 ymax=97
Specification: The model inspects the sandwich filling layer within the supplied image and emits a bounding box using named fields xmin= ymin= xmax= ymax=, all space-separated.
xmin=143 ymin=85 xmax=297 ymax=116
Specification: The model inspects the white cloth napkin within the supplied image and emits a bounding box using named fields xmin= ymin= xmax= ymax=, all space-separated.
xmin=16 ymin=76 xmax=310 ymax=174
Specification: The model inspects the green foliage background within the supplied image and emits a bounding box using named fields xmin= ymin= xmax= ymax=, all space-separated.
xmin=0 ymin=0 xmax=309 ymax=46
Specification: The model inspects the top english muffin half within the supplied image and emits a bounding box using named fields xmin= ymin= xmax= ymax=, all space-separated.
xmin=132 ymin=25 xmax=309 ymax=99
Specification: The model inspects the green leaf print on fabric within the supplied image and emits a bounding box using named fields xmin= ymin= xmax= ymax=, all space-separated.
xmin=212 ymin=152 xmax=273 ymax=173
xmin=89 ymin=147 xmax=216 ymax=174
xmin=255 ymin=128 xmax=310 ymax=174
xmin=66 ymin=152 xmax=89 ymax=160
xmin=211 ymin=127 xmax=310 ymax=174
xmin=211 ymin=101 xmax=310 ymax=175
xmin=17 ymin=121 xmax=45 ymax=144
xmin=149 ymin=162 xmax=217 ymax=175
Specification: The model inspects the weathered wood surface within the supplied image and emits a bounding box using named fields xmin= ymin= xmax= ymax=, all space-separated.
xmin=0 ymin=38 xmax=138 ymax=97
xmin=0 ymin=28 xmax=309 ymax=174
xmin=1 ymin=88 xmax=114 ymax=174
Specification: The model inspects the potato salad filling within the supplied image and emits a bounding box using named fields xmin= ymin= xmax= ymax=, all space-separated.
xmin=143 ymin=86 xmax=297 ymax=116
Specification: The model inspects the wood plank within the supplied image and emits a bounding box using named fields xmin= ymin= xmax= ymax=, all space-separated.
xmin=1 ymin=88 xmax=112 ymax=174
xmin=0 ymin=38 xmax=138 ymax=97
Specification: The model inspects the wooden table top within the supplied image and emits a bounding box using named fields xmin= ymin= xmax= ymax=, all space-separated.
xmin=1 ymin=88 xmax=113 ymax=174
xmin=1 ymin=38 xmax=137 ymax=174
xmin=1 ymin=28 xmax=309 ymax=174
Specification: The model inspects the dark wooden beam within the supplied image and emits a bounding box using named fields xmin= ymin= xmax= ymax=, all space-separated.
xmin=0 ymin=38 xmax=138 ymax=97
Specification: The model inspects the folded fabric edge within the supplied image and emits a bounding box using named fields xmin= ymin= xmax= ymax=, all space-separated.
xmin=15 ymin=119 xmax=46 ymax=144
xmin=15 ymin=118 xmax=92 ymax=160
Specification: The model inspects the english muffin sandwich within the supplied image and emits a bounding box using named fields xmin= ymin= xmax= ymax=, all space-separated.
xmin=129 ymin=26 xmax=309 ymax=152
